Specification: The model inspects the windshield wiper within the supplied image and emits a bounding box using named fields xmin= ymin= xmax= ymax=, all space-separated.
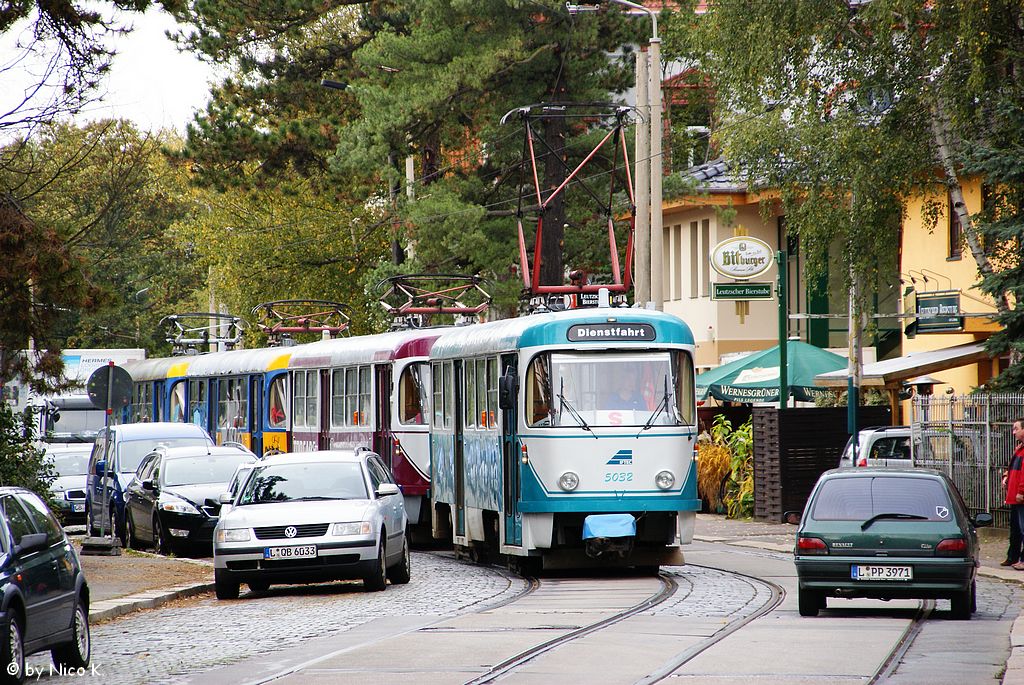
xmin=637 ymin=378 xmax=672 ymax=437
xmin=292 ymin=496 xmax=344 ymax=501
xmin=557 ymin=379 xmax=596 ymax=438
xmin=860 ymin=512 xmax=929 ymax=530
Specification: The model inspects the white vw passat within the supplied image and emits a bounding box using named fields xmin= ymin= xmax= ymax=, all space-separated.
xmin=213 ymin=450 xmax=410 ymax=599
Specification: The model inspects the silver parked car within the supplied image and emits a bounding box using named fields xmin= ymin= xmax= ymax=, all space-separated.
xmin=212 ymin=449 xmax=410 ymax=599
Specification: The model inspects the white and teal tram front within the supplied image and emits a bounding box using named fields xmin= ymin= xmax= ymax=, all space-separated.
xmin=428 ymin=307 xmax=699 ymax=570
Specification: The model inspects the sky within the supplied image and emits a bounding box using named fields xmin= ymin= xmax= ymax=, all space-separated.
xmin=2 ymin=7 xmax=219 ymax=133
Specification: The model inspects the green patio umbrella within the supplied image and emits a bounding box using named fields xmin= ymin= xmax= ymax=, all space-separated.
xmin=696 ymin=341 xmax=847 ymax=403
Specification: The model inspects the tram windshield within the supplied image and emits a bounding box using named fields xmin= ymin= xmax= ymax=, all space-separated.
xmin=526 ymin=351 xmax=695 ymax=428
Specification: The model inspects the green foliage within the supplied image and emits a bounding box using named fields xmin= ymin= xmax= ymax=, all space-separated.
xmin=0 ymin=405 xmax=55 ymax=503
xmin=815 ymin=388 xmax=890 ymax=408
xmin=724 ymin=417 xmax=754 ymax=520
xmin=0 ymin=121 xmax=206 ymax=356
xmin=699 ymin=415 xmax=754 ymax=519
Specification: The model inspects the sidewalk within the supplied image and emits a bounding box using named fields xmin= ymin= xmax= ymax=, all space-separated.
xmin=73 ymin=538 xmax=213 ymax=623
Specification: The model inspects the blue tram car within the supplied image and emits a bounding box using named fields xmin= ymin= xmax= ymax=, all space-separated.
xmin=124 ymin=348 xmax=293 ymax=457
xmin=428 ymin=307 xmax=699 ymax=570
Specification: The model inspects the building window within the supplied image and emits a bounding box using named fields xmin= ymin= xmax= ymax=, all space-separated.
xmin=689 ymin=221 xmax=699 ymax=298
xmin=700 ymin=219 xmax=711 ymax=297
xmin=948 ymin=191 xmax=962 ymax=260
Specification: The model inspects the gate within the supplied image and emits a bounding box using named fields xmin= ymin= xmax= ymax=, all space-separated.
xmin=912 ymin=393 xmax=1024 ymax=527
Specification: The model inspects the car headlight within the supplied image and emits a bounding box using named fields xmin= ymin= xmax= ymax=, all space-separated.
xmin=215 ymin=528 xmax=251 ymax=543
xmin=558 ymin=471 xmax=580 ymax=491
xmin=160 ymin=498 xmax=200 ymax=515
xmin=655 ymin=470 xmax=675 ymax=490
xmin=332 ymin=521 xmax=372 ymax=536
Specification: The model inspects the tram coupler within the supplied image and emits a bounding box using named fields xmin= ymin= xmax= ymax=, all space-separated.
xmin=582 ymin=513 xmax=636 ymax=559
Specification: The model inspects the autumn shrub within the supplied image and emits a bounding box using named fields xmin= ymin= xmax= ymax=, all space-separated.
xmin=696 ymin=415 xmax=733 ymax=512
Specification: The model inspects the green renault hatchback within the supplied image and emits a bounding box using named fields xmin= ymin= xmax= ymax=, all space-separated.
xmin=787 ymin=468 xmax=992 ymax=620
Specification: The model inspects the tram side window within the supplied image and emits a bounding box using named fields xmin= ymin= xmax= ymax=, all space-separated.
xmin=526 ymin=355 xmax=553 ymax=427
xmin=487 ymin=357 xmax=498 ymax=428
xmin=442 ymin=362 xmax=453 ymax=429
xmin=268 ymin=376 xmax=287 ymax=428
xmin=432 ymin=363 xmax=443 ymax=427
xmin=358 ymin=366 xmax=370 ymax=426
xmin=132 ymin=383 xmax=152 ymax=423
xmin=474 ymin=359 xmax=485 ymax=428
xmin=294 ymin=370 xmax=318 ymax=428
xmin=188 ymin=380 xmax=208 ymax=427
xmin=217 ymin=379 xmax=248 ymax=430
xmin=398 ymin=363 xmax=426 ymax=425
xmin=345 ymin=367 xmax=359 ymax=426
xmin=331 ymin=369 xmax=345 ymax=428
xmin=674 ymin=351 xmax=696 ymax=426
xmin=464 ymin=360 xmax=476 ymax=429
xmin=169 ymin=381 xmax=186 ymax=423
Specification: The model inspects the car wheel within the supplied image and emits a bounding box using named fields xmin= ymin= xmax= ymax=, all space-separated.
xmin=797 ymin=587 xmax=821 ymax=617
xmin=387 ymin=536 xmax=412 ymax=585
xmin=363 ymin=532 xmax=388 ymax=592
xmin=950 ymin=582 xmax=974 ymax=620
xmin=111 ymin=507 xmax=125 ymax=547
xmin=125 ymin=512 xmax=139 ymax=550
xmin=153 ymin=516 xmax=171 ymax=555
xmin=247 ymin=580 xmax=270 ymax=593
xmin=1 ymin=611 xmax=24 ymax=685
xmin=86 ymin=509 xmax=97 ymax=537
xmin=51 ymin=597 xmax=90 ymax=670
xmin=214 ymin=569 xmax=240 ymax=600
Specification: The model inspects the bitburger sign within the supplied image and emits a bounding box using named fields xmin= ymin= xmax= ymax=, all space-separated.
xmin=709 ymin=236 xmax=774 ymax=280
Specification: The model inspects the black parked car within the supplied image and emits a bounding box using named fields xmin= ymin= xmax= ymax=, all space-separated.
xmin=0 ymin=488 xmax=90 ymax=684
xmin=124 ymin=444 xmax=256 ymax=555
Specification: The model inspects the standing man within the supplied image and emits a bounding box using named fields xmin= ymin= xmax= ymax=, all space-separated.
xmin=1002 ymin=418 xmax=1024 ymax=569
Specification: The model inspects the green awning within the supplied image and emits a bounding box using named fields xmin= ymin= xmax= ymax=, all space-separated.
xmin=697 ymin=341 xmax=847 ymax=404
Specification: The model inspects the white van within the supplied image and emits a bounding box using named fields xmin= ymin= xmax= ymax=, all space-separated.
xmin=838 ymin=426 xmax=912 ymax=468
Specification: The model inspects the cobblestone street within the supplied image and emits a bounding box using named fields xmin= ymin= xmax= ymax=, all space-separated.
xmin=26 ymin=553 xmax=524 ymax=684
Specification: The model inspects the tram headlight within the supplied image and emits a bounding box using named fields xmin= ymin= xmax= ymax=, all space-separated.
xmin=558 ymin=471 xmax=580 ymax=491
xmin=655 ymin=470 xmax=675 ymax=490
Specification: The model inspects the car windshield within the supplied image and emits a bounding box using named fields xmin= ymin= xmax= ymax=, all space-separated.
xmin=810 ymin=476 xmax=954 ymax=522
xmin=119 ymin=437 xmax=210 ymax=474
xmin=237 ymin=462 xmax=368 ymax=504
xmin=163 ymin=453 xmax=256 ymax=487
xmin=48 ymin=451 xmax=90 ymax=477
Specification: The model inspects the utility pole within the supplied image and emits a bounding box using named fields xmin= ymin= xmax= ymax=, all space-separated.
xmin=649 ymin=31 xmax=663 ymax=310
xmin=634 ymin=47 xmax=650 ymax=307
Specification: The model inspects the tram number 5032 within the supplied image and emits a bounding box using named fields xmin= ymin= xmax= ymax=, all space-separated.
xmin=604 ymin=472 xmax=633 ymax=483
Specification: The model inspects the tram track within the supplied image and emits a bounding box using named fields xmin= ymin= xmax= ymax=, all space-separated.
xmin=463 ymin=572 xmax=679 ymax=685
xmin=867 ymin=599 xmax=934 ymax=684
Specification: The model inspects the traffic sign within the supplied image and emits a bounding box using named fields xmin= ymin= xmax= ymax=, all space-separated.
xmin=86 ymin=363 xmax=133 ymax=411
xmin=711 ymin=282 xmax=773 ymax=301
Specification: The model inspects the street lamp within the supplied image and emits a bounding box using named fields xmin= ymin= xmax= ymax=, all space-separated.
xmin=566 ymin=0 xmax=662 ymax=309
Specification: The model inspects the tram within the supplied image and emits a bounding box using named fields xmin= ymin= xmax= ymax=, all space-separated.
xmin=285 ymin=329 xmax=443 ymax=535
xmin=428 ymin=305 xmax=699 ymax=570
xmin=124 ymin=347 xmax=294 ymax=457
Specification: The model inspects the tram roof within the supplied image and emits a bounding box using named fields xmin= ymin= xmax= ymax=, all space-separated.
xmin=429 ymin=308 xmax=694 ymax=359
xmin=123 ymin=356 xmax=194 ymax=382
xmin=184 ymin=347 xmax=296 ymax=377
xmin=287 ymin=328 xmax=442 ymax=369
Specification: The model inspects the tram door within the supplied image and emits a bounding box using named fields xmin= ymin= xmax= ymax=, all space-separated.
xmin=250 ymin=376 xmax=264 ymax=456
xmin=318 ymin=370 xmax=331 ymax=450
xmin=500 ymin=354 xmax=522 ymax=546
xmin=373 ymin=365 xmax=393 ymax=468
xmin=453 ymin=361 xmax=465 ymax=537
xmin=153 ymin=381 xmax=165 ymax=422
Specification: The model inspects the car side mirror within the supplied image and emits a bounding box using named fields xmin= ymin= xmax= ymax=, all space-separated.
xmin=14 ymin=532 xmax=48 ymax=556
xmin=783 ymin=510 xmax=802 ymax=525
xmin=141 ymin=479 xmax=156 ymax=491
xmin=498 ymin=372 xmax=518 ymax=410
xmin=94 ymin=460 xmax=107 ymax=477
xmin=973 ymin=512 xmax=994 ymax=528
xmin=376 ymin=483 xmax=401 ymax=498
xmin=218 ymin=492 xmax=234 ymax=505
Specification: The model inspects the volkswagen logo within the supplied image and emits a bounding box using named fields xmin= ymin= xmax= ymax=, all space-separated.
xmin=284 ymin=526 xmax=298 ymax=538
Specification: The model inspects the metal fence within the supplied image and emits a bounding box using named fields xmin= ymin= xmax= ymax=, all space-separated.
xmin=912 ymin=394 xmax=1024 ymax=528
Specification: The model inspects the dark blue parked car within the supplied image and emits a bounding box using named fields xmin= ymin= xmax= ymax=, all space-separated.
xmin=0 ymin=488 xmax=90 ymax=683
xmin=85 ymin=423 xmax=213 ymax=544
